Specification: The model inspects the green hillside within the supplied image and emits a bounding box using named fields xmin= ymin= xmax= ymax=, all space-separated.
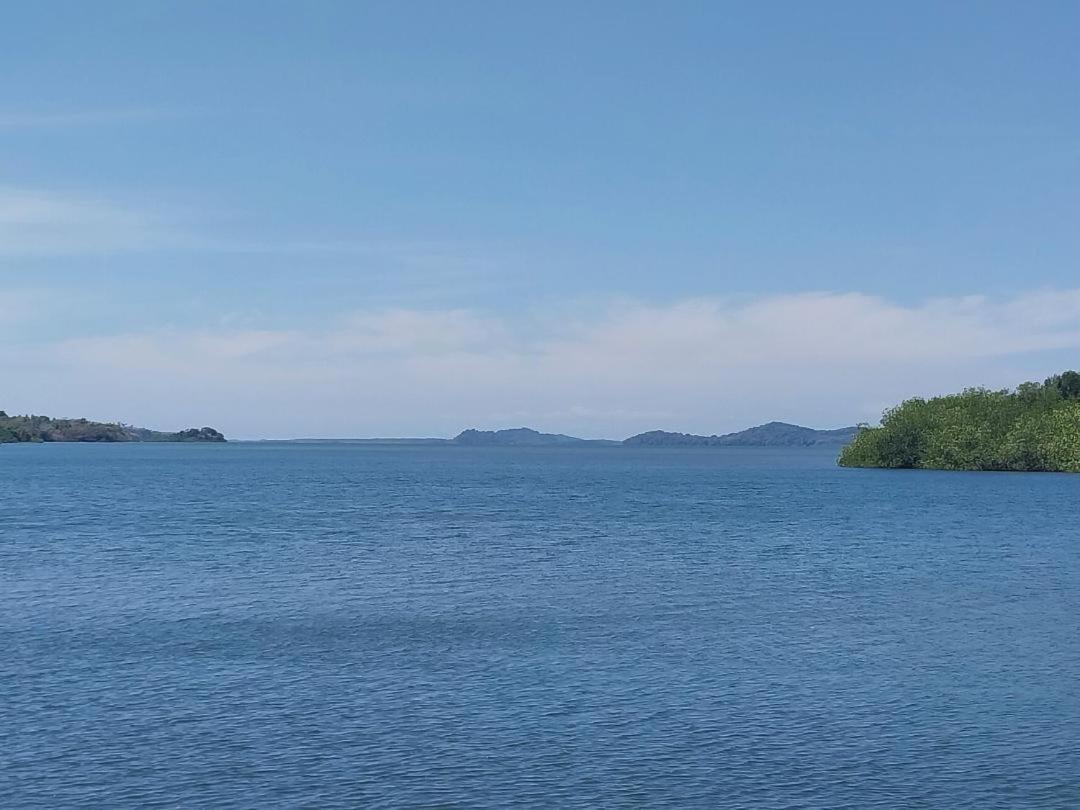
xmin=0 ymin=412 xmax=226 ymax=444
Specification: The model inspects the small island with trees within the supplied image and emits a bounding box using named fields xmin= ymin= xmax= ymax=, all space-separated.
xmin=838 ymin=371 xmax=1080 ymax=472
xmin=0 ymin=412 xmax=226 ymax=444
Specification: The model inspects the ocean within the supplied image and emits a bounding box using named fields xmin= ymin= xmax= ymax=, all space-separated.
xmin=3 ymin=442 xmax=1079 ymax=808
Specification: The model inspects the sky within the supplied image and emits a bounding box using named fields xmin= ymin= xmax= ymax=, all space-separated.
xmin=3 ymin=1 xmax=1080 ymax=438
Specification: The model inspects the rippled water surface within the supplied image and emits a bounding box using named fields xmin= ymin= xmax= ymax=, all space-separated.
xmin=3 ymin=442 xmax=1080 ymax=808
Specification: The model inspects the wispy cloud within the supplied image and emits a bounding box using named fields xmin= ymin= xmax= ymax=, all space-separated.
xmin=0 ymin=187 xmax=504 ymax=281
xmin=0 ymin=187 xmax=190 ymax=256
xmin=7 ymin=289 xmax=1080 ymax=438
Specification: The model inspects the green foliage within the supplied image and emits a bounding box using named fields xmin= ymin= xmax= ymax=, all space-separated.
xmin=0 ymin=413 xmax=132 ymax=443
xmin=0 ymin=413 xmax=226 ymax=444
xmin=838 ymin=371 xmax=1080 ymax=472
xmin=1047 ymin=370 xmax=1080 ymax=401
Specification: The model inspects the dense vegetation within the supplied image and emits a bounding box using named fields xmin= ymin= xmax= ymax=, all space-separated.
xmin=838 ymin=372 xmax=1080 ymax=472
xmin=0 ymin=412 xmax=226 ymax=443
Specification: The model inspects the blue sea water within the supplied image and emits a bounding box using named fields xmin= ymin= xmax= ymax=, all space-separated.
xmin=3 ymin=442 xmax=1080 ymax=808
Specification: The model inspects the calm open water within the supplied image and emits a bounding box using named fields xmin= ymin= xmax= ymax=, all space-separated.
xmin=3 ymin=442 xmax=1080 ymax=808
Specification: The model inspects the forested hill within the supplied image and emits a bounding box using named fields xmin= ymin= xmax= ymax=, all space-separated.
xmin=838 ymin=371 xmax=1080 ymax=472
xmin=452 ymin=428 xmax=619 ymax=446
xmin=624 ymin=422 xmax=858 ymax=447
xmin=0 ymin=412 xmax=226 ymax=443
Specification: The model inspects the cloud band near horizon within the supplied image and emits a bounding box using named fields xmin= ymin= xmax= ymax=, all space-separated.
xmin=4 ymin=289 xmax=1080 ymax=439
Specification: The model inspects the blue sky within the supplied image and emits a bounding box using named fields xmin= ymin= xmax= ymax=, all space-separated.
xmin=3 ymin=2 xmax=1080 ymax=437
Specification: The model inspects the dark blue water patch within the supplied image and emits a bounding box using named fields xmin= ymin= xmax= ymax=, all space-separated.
xmin=3 ymin=443 xmax=1080 ymax=807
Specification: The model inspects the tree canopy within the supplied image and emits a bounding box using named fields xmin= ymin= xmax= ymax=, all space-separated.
xmin=838 ymin=372 xmax=1080 ymax=472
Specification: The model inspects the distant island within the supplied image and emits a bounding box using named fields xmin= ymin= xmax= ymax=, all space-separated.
xmin=838 ymin=371 xmax=1080 ymax=472
xmin=279 ymin=423 xmax=855 ymax=446
xmin=0 ymin=412 xmax=226 ymax=444
xmin=446 ymin=422 xmax=856 ymax=448
xmin=453 ymin=428 xmax=621 ymax=447
xmin=624 ymin=422 xmax=858 ymax=447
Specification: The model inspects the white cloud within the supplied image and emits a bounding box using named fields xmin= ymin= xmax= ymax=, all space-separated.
xmin=6 ymin=290 xmax=1080 ymax=438
xmin=0 ymin=187 xmax=505 ymax=279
